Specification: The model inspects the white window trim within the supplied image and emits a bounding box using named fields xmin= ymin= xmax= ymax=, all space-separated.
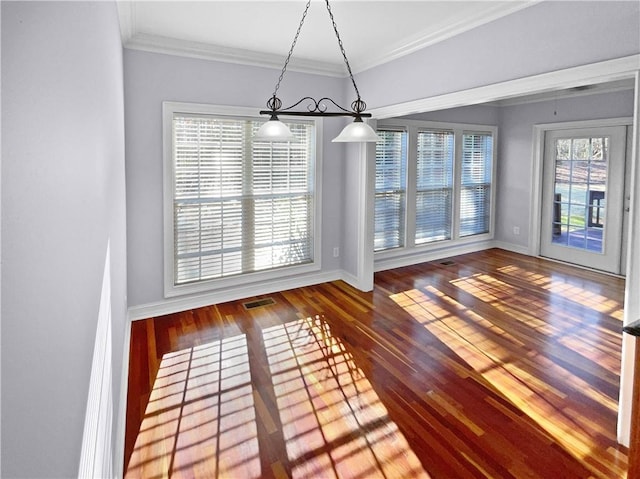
xmin=375 ymin=118 xmax=498 ymax=262
xmin=162 ymin=101 xmax=323 ymax=298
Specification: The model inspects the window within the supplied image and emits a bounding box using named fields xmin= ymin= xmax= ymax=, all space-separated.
xmin=163 ymin=102 xmax=320 ymax=296
xmin=460 ymin=133 xmax=493 ymax=237
xmin=416 ymin=130 xmax=454 ymax=244
xmin=375 ymin=120 xmax=496 ymax=254
xmin=375 ymin=130 xmax=407 ymax=251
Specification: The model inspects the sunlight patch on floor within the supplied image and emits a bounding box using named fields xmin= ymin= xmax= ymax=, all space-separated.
xmin=451 ymin=271 xmax=622 ymax=373
xmin=389 ymin=286 xmax=623 ymax=477
xmin=125 ymin=335 xmax=261 ymax=479
xmin=496 ymin=264 xmax=623 ymax=318
xmin=263 ymin=315 xmax=430 ymax=479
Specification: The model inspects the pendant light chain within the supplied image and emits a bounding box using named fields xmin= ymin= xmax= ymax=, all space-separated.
xmin=270 ymin=0 xmax=365 ymax=114
xmin=257 ymin=0 xmax=379 ymax=141
xmin=259 ymin=0 xmax=377 ymax=141
xmin=271 ymin=0 xmax=312 ymax=103
xmin=323 ymin=0 xmax=363 ymax=110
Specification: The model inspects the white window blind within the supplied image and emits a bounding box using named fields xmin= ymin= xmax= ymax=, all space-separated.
xmin=416 ymin=130 xmax=454 ymax=244
xmin=460 ymin=133 xmax=493 ymax=237
xmin=172 ymin=114 xmax=314 ymax=285
xmin=375 ymin=130 xmax=407 ymax=251
xmin=375 ymin=120 xmax=495 ymax=256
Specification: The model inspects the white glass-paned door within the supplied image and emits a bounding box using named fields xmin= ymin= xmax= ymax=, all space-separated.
xmin=540 ymin=126 xmax=626 ymax=274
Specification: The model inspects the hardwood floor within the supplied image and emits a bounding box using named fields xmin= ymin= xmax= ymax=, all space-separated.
xmin=124 ymin=249 xmax=629 ymax=478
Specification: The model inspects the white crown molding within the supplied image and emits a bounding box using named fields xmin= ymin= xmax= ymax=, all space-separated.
xmin=116 ymin=1 xmax=540 ymax=77
xmin=115 ymin=1 xmax=344 ymax=76
xmin=370 ymin=54 xmax=640 ymax=119
xmin=351 ymin=1 xmax=541 ymax=74
xmin=116 ymin=1 xmax=135 ymax=45
xmin=124 ymin=32 xmax=347 ymax=77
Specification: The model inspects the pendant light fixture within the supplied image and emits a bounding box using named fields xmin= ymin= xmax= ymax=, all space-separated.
xmin=254 ymin=0 xmax=380 ymax=143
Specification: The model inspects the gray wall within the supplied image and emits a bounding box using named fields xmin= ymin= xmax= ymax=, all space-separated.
xmin=356 ymin=1 xmax=640 ymax=109
xmin=496 ymin=89 xmax=635 ymax=248
xmin=1 ymin=2 xmax=127 ymax=477
xmin=341 ymin=141 xmax=364 ymax=279
xmin=124 ymin=50 xmax=346 ymax=307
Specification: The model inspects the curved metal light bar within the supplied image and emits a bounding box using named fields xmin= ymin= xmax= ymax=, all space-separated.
xmin=256 ymin=0 xmax=379 ymax=143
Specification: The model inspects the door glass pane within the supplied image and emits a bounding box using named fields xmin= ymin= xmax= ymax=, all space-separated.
xmin=551 ymin=137 xmax=608 ymax=254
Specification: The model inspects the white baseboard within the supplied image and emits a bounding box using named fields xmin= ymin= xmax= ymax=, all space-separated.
xmin=374 ymin=240 xmax=497 ymax=272
xmin=129 ymin=243 xmax=537 ymax=322
xmin=113 ymin=319 xmax=131 ymax=479
xmin=491 ymin=240 xmax=532 ymax=256
xmin=128 ymin=270 xmax=343 ymax=321
xmin=340 ymin=270 xmax=372 ymax=291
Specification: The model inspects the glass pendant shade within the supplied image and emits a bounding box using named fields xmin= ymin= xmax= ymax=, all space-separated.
xmin=254 ymin=117 xmax=296 ymax=142
xmin=332 ymin=119 xmax=380 ymax=142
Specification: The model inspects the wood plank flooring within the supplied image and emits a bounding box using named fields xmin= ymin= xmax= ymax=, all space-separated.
xmin=124 ymin=249 xmax=629 ymax=478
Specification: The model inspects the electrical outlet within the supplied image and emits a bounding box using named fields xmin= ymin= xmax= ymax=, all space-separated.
xmin=333 ymin=247 xmax=340 ymax=258
xmin=513 ymin=226 xmax=520 ymax=236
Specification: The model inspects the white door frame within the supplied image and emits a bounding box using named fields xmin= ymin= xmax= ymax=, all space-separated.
xmin=530 ymin=118 xmax=633 ymax=263
xmin=619 ymin=71 xmax=640 ymax=447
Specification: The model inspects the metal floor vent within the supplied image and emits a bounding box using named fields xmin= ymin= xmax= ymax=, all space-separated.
xmin=243 ymin=297 xmax=276 ymax=310
xmin=440 ymin=260 xmax=456 ymax=266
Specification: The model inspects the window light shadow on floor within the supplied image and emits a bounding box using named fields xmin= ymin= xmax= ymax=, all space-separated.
xmin=126 ymin=316 xmax=429 ymax=479
xmin=262 ymin=315 xmax=430 ymax=479
xmin=389 ymin=266 xmax=627 ymax=478
xmin=125 ymin=335 xmax=261 ymax=479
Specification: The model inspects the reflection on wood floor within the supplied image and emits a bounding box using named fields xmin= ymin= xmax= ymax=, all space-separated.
xmin=124 ymin=249 xmax=628 ymax=478
xmin=262 ymin=317 xmax=428 ymax=478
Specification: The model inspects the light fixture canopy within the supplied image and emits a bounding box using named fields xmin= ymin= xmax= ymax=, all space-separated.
xmin=256 ymin=0 xmax=379 ymax=143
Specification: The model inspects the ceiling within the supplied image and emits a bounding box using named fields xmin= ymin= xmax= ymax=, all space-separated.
xmin=117 ymin=0 xmax=539 ymax=76
xmin=116 ymin=1 xmax=635 ymax=104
